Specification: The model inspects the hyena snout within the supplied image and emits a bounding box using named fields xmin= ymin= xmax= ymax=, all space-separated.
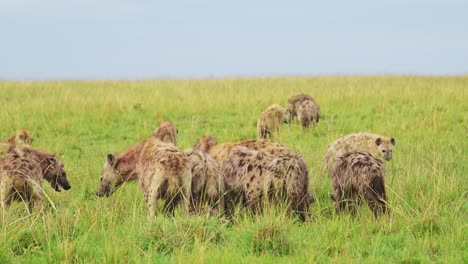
xmin=52 ymin=172 xmax=71 ymax=192
xmin=96 ymin=184 xmax=111 ymax=197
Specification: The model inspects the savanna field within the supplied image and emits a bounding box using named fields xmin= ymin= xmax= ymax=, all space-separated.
xmin=0 ymin=76 xmax=466 ymax=263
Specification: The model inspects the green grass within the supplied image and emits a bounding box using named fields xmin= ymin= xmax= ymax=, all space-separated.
xmin=0 ymin=76 xmax=466 ymax=263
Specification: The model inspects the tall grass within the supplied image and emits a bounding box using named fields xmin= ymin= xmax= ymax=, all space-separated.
xmin=0 ymin=76 xmax=466 ymax=263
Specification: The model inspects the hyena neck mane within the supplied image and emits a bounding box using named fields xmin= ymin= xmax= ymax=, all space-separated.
xmin=22 ymin=147 xmax=56 ymax=175
xmin=116 ymin=143 xmax=143 ymax=182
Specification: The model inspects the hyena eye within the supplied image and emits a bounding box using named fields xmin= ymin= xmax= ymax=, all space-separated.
xmin=382 ymin=150 xmax=386 ymax=153
xmin=100 ymin=177 xmax=103 ymax=182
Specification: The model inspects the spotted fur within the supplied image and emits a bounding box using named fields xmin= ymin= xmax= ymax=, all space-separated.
xmin=297 ymin=100 xmax=320 ymax=128
xmin=0 ymin=146 xmax=71 ymax=213
xmin=323 ymin=133 xmax=396 ymax=176
xmin=185 ymin=149 xmax=224 ymax=214
xmin=331 ymin=151 xmax=390 ymax=218
xmin=257 ymin=104 xmax=289 ymax=139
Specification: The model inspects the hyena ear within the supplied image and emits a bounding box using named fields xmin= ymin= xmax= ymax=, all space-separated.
xmin=18 ymin=133 xmax=25 ymax=141
xmin=107 ymin=153 xmax=117 ymax=167
xmin=48 ymin=157 xmax=57 ymax=165
xmin=390 ymin=137 xmax=396 ymax=146
xmin=375 ymin=137 xmax=382 ymax=146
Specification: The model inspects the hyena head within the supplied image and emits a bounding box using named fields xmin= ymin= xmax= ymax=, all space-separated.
xmin=375 ymin=137 xmax=396 ymax=161
xmin=44 ymin=156 xmax=71 ymax=192
xmin=193 ymin=134 xmax=217 ymax=153
xmin=96 ymin=153 xmax=123 ymax=197
xmin=17 ymin=130 xmax=33 ymax=145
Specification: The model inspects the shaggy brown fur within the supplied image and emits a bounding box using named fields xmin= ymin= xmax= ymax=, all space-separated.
xmin=222 ymin=147 xmax=313 ymax=221
xmin=287 ymin=93 xmax=316 ymax=121
xmin=266 ymin=152 xmax=314 ymax=221
xmin=297 ymin=100 xmax=320 ymax=128
xmin=0 ymin=146 xmax=71 ymax=213
xmin=323 ymin=133 xmax=396 ymax=176
xmin=222 ymin=147 xmax=269 ymax=217
xmin=1 ymin=130 xmax=34 ymax=157
xmin=137 ymin=127 xmax=192 ymax=218
xmin=152 ymin=120 xmax=178 ymax=146
xmin=193 ymin=134 xmax=217 ymax=153
xmin=257 ymin=104 xmax=288 ymax=139
xmin=331 ymin=151 xmax=390 ymax=218
xmin=96 ymin=142 xmax=145 ymax=197
xmin=197 ymin=136 xmax=294 ymax=165
xmin=184 ymin=149 xmax=224 ymax=214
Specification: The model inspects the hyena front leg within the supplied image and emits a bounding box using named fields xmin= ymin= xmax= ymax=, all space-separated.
xmin=146 ymin=175 xmax=165 ymax=219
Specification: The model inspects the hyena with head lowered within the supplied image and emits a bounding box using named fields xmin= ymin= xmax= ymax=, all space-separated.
xmin=287 ymin=93 xmax=316 ymax=121
xmin=331 ymin=151 xmax=390 ymax=218
xmin=0 ymin=146 xmax=71 ymax=213
xmin=222 ymin=146 xmax=314 ymax=221
xmin=297 ymin=100 xmax=320 ymax=129
xmin=257 ymin=104 xmax=289 ymax=139
xmin=98 ymin=121 xmax=190 ymax=218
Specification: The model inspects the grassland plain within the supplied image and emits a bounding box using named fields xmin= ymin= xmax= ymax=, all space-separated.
xmin=0 ymin=76 xmax=466 ymax=263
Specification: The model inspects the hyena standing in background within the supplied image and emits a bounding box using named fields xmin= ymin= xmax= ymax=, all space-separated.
xmin=286 ymin=93 xmax=317 ymax=122
xmin=257 ymin=104 xmax=289 ymax=139
xmin=331 ymin=151 xmax=390 ymax=218
xmin=297 ymin=100 xmax=320 ymax=129
xmin=137 ymin=121 xmax=192 ymax=218
xmin=0 ymin=146 xmax=71 ymax=213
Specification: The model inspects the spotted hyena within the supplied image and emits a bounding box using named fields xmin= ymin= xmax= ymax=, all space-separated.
xmin=222 ymin=147 xmax=314 ymax=221
xmin=1 ymin=130 xmax=34 ymax=156
xmin=184 ymin=148 xmax=224 ymax=214
xmin=297 ymin=100 xmax=320 ymax=129
xmin=96 ymin=141 xmax=144 ymax=197
xmin=266 ymin=152 xmax=314 ymax=221
xmin=137 ymin=121 xmax=191 ymax=218
xmin=331 ymin=151 xmax=390 ymax=218
xmin=0 ymin=146 xmax=71 ymax=213
xmin=152 ymin=120 xmax=178 ymax=146
xmin=194 ymin=135 xmax=294 ymax=165
xmin=323 ymin=133 xmax=396 ymax=176
xmin=257 ymin=104 xmax=289 ymax=139
xmin=287 ymin=93 xmax=316 ymax=121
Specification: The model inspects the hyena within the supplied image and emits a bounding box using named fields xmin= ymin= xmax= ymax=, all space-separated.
xmin=297 ymin=100 xmax=320 ymax=129
xmin=323 ymin=133 xmax=396 ymax=176
xmin=0 ymin=146 xmax=71 ymax=213
xmin=257 ymin=104 xmax=289 ymax=139
xmin=1 ymin=130 xmax=33 ymax=156
xmin=287 ymin=93 xmax=316 ymax=121
xmin=222 ymin=147 xmax=314 ymax=221
xmin=96 ymin=142 xmax=144 ymax=197
xmin=331 ymin=151 xmax=390 ymax=218
xmin=137 ymin=121 xmax=191 ymax=218
xmin=194 ymin=135 xmax=294 ymax=165
xmin=184 ymin=149 xmax=224 ymax=214
xmin=152 ymin=120 xmax=178 ymax=146
xmin=266 ymin=152 xmax=314 ymax=221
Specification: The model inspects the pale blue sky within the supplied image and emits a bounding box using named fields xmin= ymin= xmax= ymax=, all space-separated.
xmin=0 ymin=0 xmax=467 ymax=80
